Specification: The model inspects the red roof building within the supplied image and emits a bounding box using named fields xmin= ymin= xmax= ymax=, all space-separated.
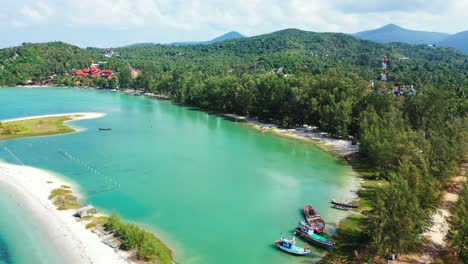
xmin=73 ymin=66 xmax=113 ymax=79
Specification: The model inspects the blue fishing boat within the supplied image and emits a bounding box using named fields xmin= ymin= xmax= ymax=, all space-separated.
xmin=274 ymin=234 xmax=311 ymax=256
xmin=294 ymin=223 xmax=335 ymax=250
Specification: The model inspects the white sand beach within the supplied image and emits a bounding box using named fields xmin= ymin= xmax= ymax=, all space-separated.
xmin=1 ymin=112 xmax=106 ymax=123
xmin=0 ymin=161 xmax=129 ymax=264
xmin=223 ymin=113 xmax=359 ymax=156
xmin=1 ymin=112 xmax=106 ymax=133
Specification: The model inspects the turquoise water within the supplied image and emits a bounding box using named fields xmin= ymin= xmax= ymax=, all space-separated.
xmin=0 ymin=187 xmax=63 ymax=264
xmin=0 ymin=88 xmax=358 ymax=264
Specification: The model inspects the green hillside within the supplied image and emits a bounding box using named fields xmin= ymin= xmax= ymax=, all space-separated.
xmin=0 ymin=42 xmax=100 ymax=86
xmin=110 ymin=28 xmax=467 ymax=88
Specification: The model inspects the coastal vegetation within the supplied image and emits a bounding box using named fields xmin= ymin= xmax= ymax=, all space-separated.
xmin=47 ymin=187 xmax=173 ymax=263
xmin=0 ymin=116 xmax=75 ymax=140
xmin=105 ymin=213 xmax=173 ymax=263
xmin=1 ymin=28 xmax=467 ymax=262
xmin=48 ymin=187 xmax=81 ymax=210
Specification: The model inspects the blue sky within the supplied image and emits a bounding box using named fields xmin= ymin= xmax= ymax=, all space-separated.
xmin=1 ymin=0 xmax=467 ymax=48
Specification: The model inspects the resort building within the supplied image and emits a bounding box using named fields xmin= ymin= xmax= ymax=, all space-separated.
xmin=73 ymin=66 xmax=114 ymax=80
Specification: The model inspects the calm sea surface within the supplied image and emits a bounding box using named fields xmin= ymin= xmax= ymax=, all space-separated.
xmin=0 ymin=88 xmax=358 ymax=264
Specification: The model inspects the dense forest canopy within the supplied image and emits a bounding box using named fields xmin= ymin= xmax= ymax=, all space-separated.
xmin=0 ymin=28 xmax=467 ymax=262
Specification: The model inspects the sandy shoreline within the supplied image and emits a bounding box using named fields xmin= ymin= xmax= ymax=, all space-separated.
xmin=1 ymin=112 xmax=106 ymax=123
xmin=223 ymin=113 xmax=359 ymax=157
xmin=1 ymin=112 xmax=106 ymax=134
xmin=3 ymin=86 xmax=359 ymax=157
xmin=113 ymin=89 xmax=359 ymax=156
xmin=0 ymin=161 xmax=130 ymax=264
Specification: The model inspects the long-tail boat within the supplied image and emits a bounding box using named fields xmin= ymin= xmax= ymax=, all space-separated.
xmin=331 ymin=199 xmax=359 ymax=208
xmin=274 ymin=234 xmax=311 ymax=256
xmin=331 ymin=204 xmax=350 ymax=211
xmin=294 ymin=224 xmax=335 ymax=250
xmin=303 ymin=205 xmax=325 ymax=234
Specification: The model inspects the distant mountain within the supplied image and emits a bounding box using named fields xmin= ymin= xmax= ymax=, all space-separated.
xmin=208 ymin=31 xmax=245 ymax=43
xmin=125 ymin=31 xmax=245 ymax=47
xmin=436 ymin=30 xmax=468 ymax=53
xmin=170 ymin=31 xmax=245 ymax=46
xmin=125 ymin=42 xmax=158 ymax=47
xmin=353 ymin=24 xmax=450 ymax=45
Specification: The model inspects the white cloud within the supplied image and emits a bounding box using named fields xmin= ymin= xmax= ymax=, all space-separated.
xmin=0 ymin=0 xmax=466 ymax=47
xmin=19 ymin=1 xmax=55 ymax=24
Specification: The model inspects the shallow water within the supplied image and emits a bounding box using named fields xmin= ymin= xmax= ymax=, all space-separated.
xmin=0 ymin=187 xmax=63 ymax=264
xmin=0 ymin=87 xmax=358 ymax=264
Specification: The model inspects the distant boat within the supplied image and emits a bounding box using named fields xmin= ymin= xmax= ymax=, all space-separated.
xmin=294 ymin=224 xmax=335 ymax=250
xmin=98 ymin=128 xmax=112 ymax=131
xmin=275 ymin=234 xmax=311 ymax=256
xmin=331 ymin=199 xmax=359 ymax=208
xmin=303 ymin=205 xmax=326 ymax=234
xmin=331 ymin=204 xmax=350 ymax=211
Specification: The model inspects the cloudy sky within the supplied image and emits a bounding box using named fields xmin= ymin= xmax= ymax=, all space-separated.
xmin=1 ymin=0 xmax=467 ymax=48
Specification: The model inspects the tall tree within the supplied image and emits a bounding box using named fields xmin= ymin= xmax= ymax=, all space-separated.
xmin=446 ymin=183 xmax=468 ymax=263
xmin=366 ymin=175 xmax=427 ymax=256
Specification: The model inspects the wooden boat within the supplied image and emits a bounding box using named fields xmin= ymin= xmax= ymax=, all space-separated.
xmin=275 ymin=235 xmax=311 ymax=256
xmin=331 ymin=199 xmax=359 ymax=208
xmin=294 ymin=224 xmax=335 ymax=250
xmin=331 ymin=204 xmax=350 ymax=211
xmin=98 ymin=128 xmax=112 ymax=131
xmin=303 ymin=205 xmax=325 ymax=234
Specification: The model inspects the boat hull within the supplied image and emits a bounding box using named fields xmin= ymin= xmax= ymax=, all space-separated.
xmin=331 ymin=204 xmax=350 ymax=211
xmin=294 ymin=228 xmax=335 ymax=250
xmin=303 ymin=205 xmax=325 ymax=234
xmin=274 ymin=241 xmax=311 ymax=256
xmin=331 ymin=200 xmax=359 ymax=208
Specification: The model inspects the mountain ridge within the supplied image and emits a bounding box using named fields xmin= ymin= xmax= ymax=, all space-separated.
xmin=436 ymin=30 xmax=468 ymax=53
xmin=353 ymin=24 xmax=450 ymax=45
xmin=125 ymin=31 xmax=245 ymax=47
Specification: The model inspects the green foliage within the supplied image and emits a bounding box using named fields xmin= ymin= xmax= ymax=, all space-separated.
xmin=366 ymin=175 xmax=427 ymax=255
xmin=446 ymin=183 xmax=468 ymax=263
xmin=105 ymin=213 xmax=172 ymax=263
xmin=49 ymin=188 xmax=81 ymax=210
xmin=48 ymin=188 xmax=72 ymax=199
xmin=117 ymin=65 xmax=132 ymax=89
xmin=85 ymin=216 xmax=109 ymax=229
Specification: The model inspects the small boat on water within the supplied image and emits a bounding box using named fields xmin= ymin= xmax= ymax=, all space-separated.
xmin=303 ymin=205 xmax=325 ymax=234
xmin=98 ymin=128 xmax=112 ymax=131
xmin=331 ymin=204 xmax=350 ymax=211
xmin=294 ymin=224 xmax=335 ymax=250
xmin=331 ymin=199 xmax=359 ymax=208
xmin=275 ymin=234 xmax=311 ymax=256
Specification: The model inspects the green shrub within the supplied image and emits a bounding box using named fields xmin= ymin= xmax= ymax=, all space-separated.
xmin=104 ymin=213 xmax=172 ymax=263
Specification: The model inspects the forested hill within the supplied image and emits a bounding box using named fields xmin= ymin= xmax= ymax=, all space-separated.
xmin=111 ymin=28 xmax=467 ymax=87
xmin=1 ymin=29 xmax=467 ymax=88
xmin=0 ymin=42 xmax=116 ymax=86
